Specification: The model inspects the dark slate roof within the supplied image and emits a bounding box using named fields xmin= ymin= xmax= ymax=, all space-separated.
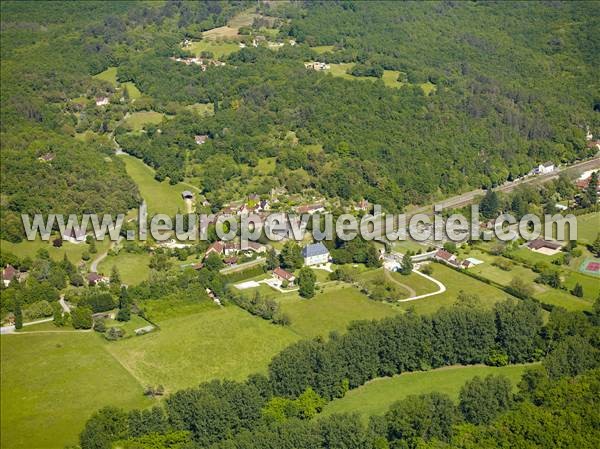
xmin=302 ymin=242 xmax=329 ymax=258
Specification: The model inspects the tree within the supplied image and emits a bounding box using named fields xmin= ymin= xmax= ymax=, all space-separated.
xmin=149 ymin=252 xmax=172 ymax=271
xmin=459 ymin=374 xmax=512 ymax=424
xmin=480 ymin=189 xmax=500 ymax=219
xmin=509 ymin=277 xmax=534 ymax=299
xmin=204 ymin=252 xmax=224 ymax=271
xmin=298 ymin=267 xmax=316 ymax=298
xmin=266 ymin=248 xmax=279 ymax=270
xmin=52 ymin=303 xmax=64 ymax=327
xmin=71 ymin=306 xmax=93 ymax=329
xmin=590 ymin=234 xmax=600 ymax=257
xmin=116 ymin=286 xmax=130 ymax=322
xmin=571 ymin=282 xmax=584 ymax=297
xmin=385 ymin=392 xmax=458 ymax=445
xmin=585 ymin=171 xmax=598 ymax=205
xmin=14 ymin=299 xmax=23 ymax=329
xmin=280 ymin=241 xmax=303 ymax=269
xmin=80 ymin=406 xmax=128 ymax=449
xmin=400 ymin=252 xmax=413 ymax=275
xmin=543 ymin=336 xmax=599 ymax=379
xmin=110 ymin=265 xmax=121 ymax=291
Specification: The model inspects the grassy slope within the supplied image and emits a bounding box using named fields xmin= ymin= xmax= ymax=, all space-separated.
xmin=0 ymin=333 xmax=152 ymax=449
xmin=0 ymin=237 xmax=110 ymax=266
xmin=576 ymin=212 xmax=599 ymax=244
xmin=187 ymin=40 xmax=241 ymax=58
xmin=104 ymin=306 xmax=300 ymax=392
xmin=119 ymin=154 xmax=187 ymax=216
xmin=92 ymin=66 xmax=118 ymax=86
xmin=124 ymin=111 xmax=165 ymax=132
xmin=320 ymin=363 xmax=533 ymax=421
xmin=97 ymin=252 xmax=151 ymax=286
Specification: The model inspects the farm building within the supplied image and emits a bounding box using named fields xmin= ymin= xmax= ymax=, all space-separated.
xmin=302 ymin=242 xmax=330 ymax=266
xmin=527 ymin=238 xmax=562 ymax=254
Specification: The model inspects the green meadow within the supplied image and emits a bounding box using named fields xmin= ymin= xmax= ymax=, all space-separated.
xmin=124 ymin=111 xmax=165 ymax=132
xmin=105 ymin=306 xmax=300 ymax=392
xmin=119 ymin=154 xmax=187 ymax=216
xmin=93 ymin=66 xmax=118 ymax=86
xmin=320 ymin=363 xmax=533 ymax=421
xmin=186 ymin=40 xmax=240 ymax=58
xmin=0 ymin=333 xmax=153 ymax=449
xmin=1 ymin=237 xmax=110 ymax=265
xmin=97 ymin=252 xmax=152 ymax=286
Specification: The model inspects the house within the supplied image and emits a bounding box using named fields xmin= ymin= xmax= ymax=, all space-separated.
xmin=246 ymin=241 xmax=267 ymax=253
xmin=95 ymin=96 xmax=109 ymax=106
xmin=296 ymin=204 xmax=326 ymax=215
xmin=527 ymin=239 xmax=562 ymax=252
xmin=87 ymin=272 xmax=108 ymax=286
xmin=273 ymin=267 xmax=295 ymax=285
xmin=586 ymin=140 xmax=600 ymax=151
xmin=205 ymin=241 xmax=224 ymax=258
xmin=302 ymin=242 xmax=330 ymax=266
xmin=223 ymin=242 xmax=240 ymax=256
xmin=2 ymin=265 xmax=17 ymax=287
xmin=224 ymin=256 xmax=238 ymax=266
xmin=182 ymin=190 xmax=194 ymax=200
xmin=434 ymin=249 xmax=459 ymax=267
xmin=194 ymin=134 xmax=208 ymax=145
xmin=258 ymin=199 xmax=270 ymax=211
xmin=575 ymin=172 xmax=600 ymax=194
xmin=304 ymin=61 xmax=330 ymax=71
xmin=354 ymin=199 xmax=370 ymax=212
xmin=38 ymin=153 xmax=55 ymax=162
xmin=62 ymin=228 xmax=87 ymax=244
xmin=533 ymin=162 xmax=555 ymax=175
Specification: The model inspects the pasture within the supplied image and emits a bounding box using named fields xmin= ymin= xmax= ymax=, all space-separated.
xmin=320 ymin=363 xmax=533 ymax=421
xmin=311 ymin=45 xmax=335 ymax=54
xmin=93 ymin=66 xmax=118 ymax=86
xmin=122 ymin=81 xmax=142 ymax=100
xmin=124 ymin=111 xmax=165 ymax=132
xmin=1 ymin=237 xmax=110 ymax=265
xmin=186 ymin=102 xmax=215 ymax=116
xmin=104 ymin=306 xmax=300 ymax=392
xmin=98 ymin=251 xmax=152 ymax=286
xmin=0 ymin=333 xmax=152 ymax=449
xmin=186 ymin=40 xmax=241 ymax=58
xmin=119 ymin=154 xmax=187 ymax=216
xmin=576 ymin=212 xmax=599 ymax=244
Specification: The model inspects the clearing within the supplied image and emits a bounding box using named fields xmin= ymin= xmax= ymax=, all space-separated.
xmin=124 ymin=111 xmax=166 ymax=132
xmin=320 ymin=363 xmax=533 ymax=421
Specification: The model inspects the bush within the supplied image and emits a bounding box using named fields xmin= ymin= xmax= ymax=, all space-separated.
xmin=23 ymin=300 xmax=54 ymax=320
xmin=94 ymin=318 xmax=106 ymax=333
xmin=71 ymin=307 xmax=93 ymax=329
xmin=105 ymin=327 xmax=125 ymax=341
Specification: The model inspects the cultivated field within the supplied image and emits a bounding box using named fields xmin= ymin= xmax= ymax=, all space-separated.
xmin=320 ymin=363 xmax=533 ymax=420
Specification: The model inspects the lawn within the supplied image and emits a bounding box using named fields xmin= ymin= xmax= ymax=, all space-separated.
xmin=576 ymin=212 xmax=599 ymax=244
xmin=124 ymin=111 xmax=165 ymax=132
xmin=97 ymin=251 xmax=152 ymax=286
xmin=0 ymin=333 xmax=152 ymax=449
xmin=1 ymin=237 xmax=110 ymax=266
xmin=320 ymin=363 xmax=533 ymax=421
xmin=93 ymin=66 xmax=118 ymax=86
xmin=397 ymin=263 xmax=514 ymax=315
xmin=104 ymin=306 xmax=299 ymax=392
xmin=119 ymin=154 xmax=187 ymax=216
xmin=275 ymin=284 xmax=400 ymax=339
xmin=381 ymin=70 xmax=403 ymax=88
xmin=104 ymin=314 xmax=154 ymax=337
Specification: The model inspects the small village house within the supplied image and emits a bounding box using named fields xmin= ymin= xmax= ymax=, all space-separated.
xmin=87 ymin=272 xmax=108 ymax=286
xmin=194 ymin=135 xmax=208 ymax=145
xmin=95 ymin=96 xmax=109 ymax=106
xmin=2 ymin=265 xmax=18 ymax=287
xmin=302 ymin=242 xmax=330 ymax=266
xmin=181 ymin=190 xmax=194 ymax=200
xmin=532 ymin=161 xmax=555 ymax=175
xmin=273 ymin=267 xmax=296 ymax=286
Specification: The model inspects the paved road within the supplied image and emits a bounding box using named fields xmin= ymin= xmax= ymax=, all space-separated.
xmin=397 ymin=269 xmax=447 ymax=303
xmin=0 ymin=317 xmax=53 ymax=335
xmin=220 ymin=257 xmax=265 ymax=274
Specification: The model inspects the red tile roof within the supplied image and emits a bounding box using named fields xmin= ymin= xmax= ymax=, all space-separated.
xmin=2 ymin=265 xmax=17 ymax=281
xmin=273 ymin=267 xmax=295 ymax=281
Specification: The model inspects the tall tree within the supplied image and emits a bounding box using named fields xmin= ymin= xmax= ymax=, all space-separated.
xmin=298 ymin=267 xmax=316 ymax=298
xmin=14 ymin=299 xmax=23 ymax=329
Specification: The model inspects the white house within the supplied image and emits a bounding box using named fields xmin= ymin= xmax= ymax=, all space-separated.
xmin=533 ymin=162 xmax=555 ymax=175
xmin=302 ymin=242 xmax=330 ymax=266
xmin=95 ymin=97 xmax=109 ymax=106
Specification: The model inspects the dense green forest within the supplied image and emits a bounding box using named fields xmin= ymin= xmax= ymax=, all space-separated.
xmin=2 ymin=1 xmax=599 ymax=239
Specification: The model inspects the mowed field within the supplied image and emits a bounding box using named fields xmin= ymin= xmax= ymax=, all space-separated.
xmin=93 ymin=66 xmax=118 ymax=86
xmin=0 ymin=237 xmax=110 ymax=265
xmin=186 ymin=40 xmax=241 ymax=58
xmin=119 ymin=154 xmax=187 ymax=216
xmin=98 ymin=252 xmax=152 ymax=286
xmin=320 ymin=363 xmax=533 ymax=421
xmin=105 ymin=306 xmax=300 ymax=392
xmin=0 ymin=333 xmax=153 ymax=449
xmin=124 ymin=111 xmax=165 ymax=132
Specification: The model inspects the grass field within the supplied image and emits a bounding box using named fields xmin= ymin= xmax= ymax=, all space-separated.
xmin=122 ymin=81 xmax=141 ymax=99
xmin=397 ymin=263 xmax=514 ymax=315
xmin=311 ymin=45 xmax=335 ymax=54
xmin=186 ymin=40 xmax=241 ymax=58
xmin=119 ymin=154 xmax=187 ymax=216
xmin=0 ymin=333 xmax=152 ymax=449
xmin=105 ymin=306 xmax=299 ymax=392
xmin=124 ymin=111 xmax=165 ymax=132
xmin=576 ymin=212 xmax=599 ymax=244
xmin=186 ymin=102 xmax=215 ymax=116
xmin=93 ymin=66 xmax=118 ymax=86
xmin=320 ymin=363 xmax=533 ymax=421
xmin=277 ymin=284 xmax=400 ymax=338
xmin=1 ymin=237 xmax=110 ymax=265
xmin=381 ymin=70 xmax=403 ymax=88
xmin=97 ymin=251 xmax=152 ymax=286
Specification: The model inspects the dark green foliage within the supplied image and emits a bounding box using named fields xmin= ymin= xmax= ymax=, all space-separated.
xmin=459 ymin=375 xmax=512 ymax=424
xmin=400 ymin=252 xmax=413 ymax=275
xmin=385 ymin=392 xmax=458 ymax=445
xmin=71 ymin=306 xmax=93 ymax=329
xmin=494 ymin=298 xmax=543 ymax=363
xmin=298 ymin=267 xmax=316 ymax=298
xmin=14 ymin=299 xmax=22 ymax=329
xmin=279 ymin=241 xmax=303 ymax=270
xmin=84 ymin=292 xmax=115 ymax=313
xmin=116 ymin=286 xmax=130 ymax=322
xmin=80 ymin=406 xmax=129 ymax=449
xmin=542 ymin=336 xmax=599 ymax=379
